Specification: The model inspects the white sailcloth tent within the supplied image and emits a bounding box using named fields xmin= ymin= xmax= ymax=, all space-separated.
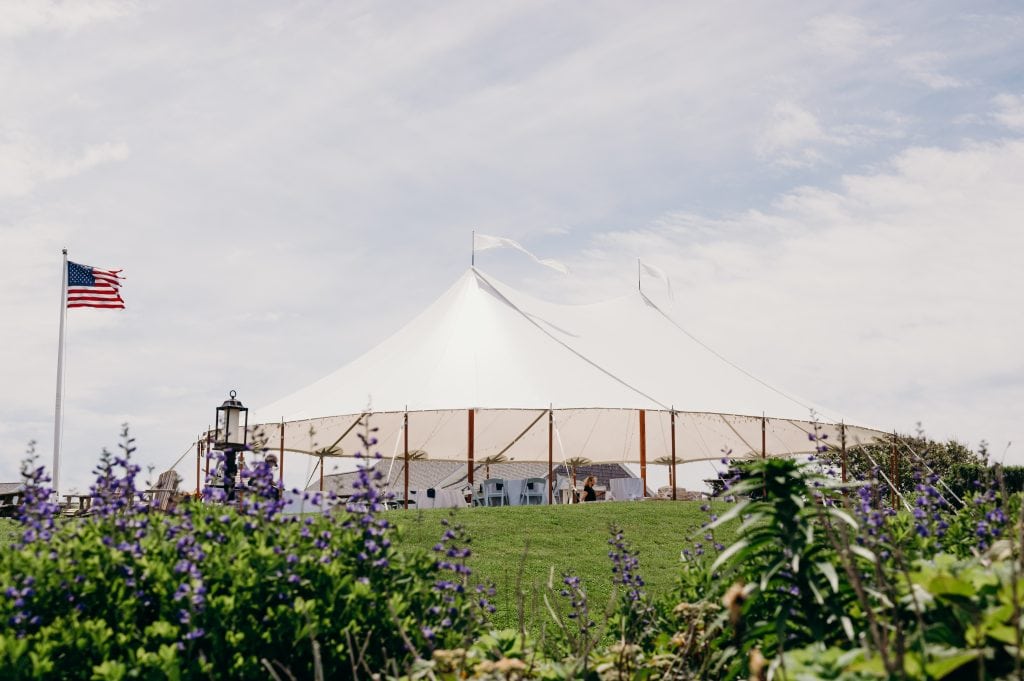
xmin=250 ymin=268 xmax=884 ymax=493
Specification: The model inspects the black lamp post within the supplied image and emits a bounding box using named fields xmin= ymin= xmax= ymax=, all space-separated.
xmin=215 ymin=390 xmax=248 ymax=501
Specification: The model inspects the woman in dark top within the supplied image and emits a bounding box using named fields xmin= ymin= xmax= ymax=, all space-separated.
xmin=582 ymin=476 xmax=597 ymax=502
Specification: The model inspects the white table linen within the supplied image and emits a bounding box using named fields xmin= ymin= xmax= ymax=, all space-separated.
xmin=609 ymin=478 xmax=644 ymax=501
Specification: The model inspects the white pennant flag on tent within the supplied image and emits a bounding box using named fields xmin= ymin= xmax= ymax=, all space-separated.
xmin=474 ymin=233 xmax=569 ymax=275
xmin=639 ymin=259 xmax=674 ymax=300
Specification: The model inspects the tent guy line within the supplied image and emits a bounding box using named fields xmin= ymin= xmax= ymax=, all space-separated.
xmin=473 ymin=268 xmax=670 ymax=410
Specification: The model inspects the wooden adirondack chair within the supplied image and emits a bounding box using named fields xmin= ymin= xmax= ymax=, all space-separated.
xmin=148 ymin=470 xmax=182 ymax=512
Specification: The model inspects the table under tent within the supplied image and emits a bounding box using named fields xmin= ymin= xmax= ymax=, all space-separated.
xmin=236 ymin=267 xmax=886 ymax=507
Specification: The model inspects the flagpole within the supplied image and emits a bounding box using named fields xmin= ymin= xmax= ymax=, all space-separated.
xmin=53 ymin=248 xmax=68 ymax=499
xmin=471 ymin=230 xmax=475 ymax=267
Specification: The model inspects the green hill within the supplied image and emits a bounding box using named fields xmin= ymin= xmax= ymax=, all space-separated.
xmin=386 ymin=500 xmax=723 ymax=632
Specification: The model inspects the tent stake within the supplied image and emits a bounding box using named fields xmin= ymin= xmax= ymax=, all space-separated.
xmin=639 ymin=409 xmax=647 ymax=497
xmin=467 ymin=408 xmax=475 ymax=488
xmin=670 ymin=409 xmax=677 ymax=501
xmin=548 ymin=408 xmax=554 ymax=504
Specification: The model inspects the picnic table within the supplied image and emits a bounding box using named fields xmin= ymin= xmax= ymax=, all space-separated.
xmin=60 ymin=494 xmax=94 ymax=517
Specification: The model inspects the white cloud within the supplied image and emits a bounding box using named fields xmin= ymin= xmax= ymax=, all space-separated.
xmin=0 ymin=136 xmax=129 ymax=198
xmin=756 ymin=101 xmax=828 ymax=167
xmin=898 ymin=52 xmax=965 ymax=90
xmin=570 ymin=135 xmax=1024 ymax=455
xmin=0 ymin=0 xmax=136 ymax=36
xmin=805 ymin=14 xmax=896 ymax=59
xmin=993 ymin=93 xmax=1024 ymax=130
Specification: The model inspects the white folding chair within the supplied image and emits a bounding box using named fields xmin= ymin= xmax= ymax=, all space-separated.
xmin=519 ymin=478 xmax=546 ymax=505
xmin=482 ymin=478 xmax=507 ymax=506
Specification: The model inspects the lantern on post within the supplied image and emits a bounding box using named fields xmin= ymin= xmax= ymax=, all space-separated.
xmin=215 ymin=390 xmax=248 ymax=501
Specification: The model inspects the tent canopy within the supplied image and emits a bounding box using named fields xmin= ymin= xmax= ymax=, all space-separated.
xmin=251 ymin=268 xmax=884 ymax=464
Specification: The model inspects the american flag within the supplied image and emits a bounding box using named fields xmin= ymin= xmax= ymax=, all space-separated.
xmin=67 ymin=261 xmax=125 ymax=309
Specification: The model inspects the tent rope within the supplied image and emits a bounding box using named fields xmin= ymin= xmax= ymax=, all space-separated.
xmin=474 ymin=268 xmax=669 ymax=409
xmin=642 ymin=291 xmax=821 ymax=417
xmin=894 ymin=439 xmax=964 ymax=507
xmin=168 ymin=442 xmax=195 ymax=473
xmin=852 ymin=446 xmax=912 ymax=513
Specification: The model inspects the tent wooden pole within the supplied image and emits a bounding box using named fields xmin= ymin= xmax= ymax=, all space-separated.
xmin=548 ymin=408 xmax=554 ymax=504
xmin=895 ymin=436 xmax=901 ymax=500
xmin=761 ymin=415 xmax=766 ymax=459
xmin=891 ymin=431 xmax=898 ymax=511
xmin=319 ymin=454 xmax=324 ymax=493
xmin=195 ymin=435 xmax=201 ymax=495
xmin=761 ymin=414 xmax=768 ymax=498
xmin=467 ymin=409 xmax=475 ymax=487
xmin=670 ymin=409 xmax=677 ymax=501
xmin=840 ymin=422 xmax=847 ymax=483
xmin=204 ymin=426 xmax=211 ymax=484
xmin=639 ymin=409 xmax=647 ymax=497
xmin=404 ymin=410 xmax=410 ymax=510
xmin=279 ymin=419 xmax=285 ymax=488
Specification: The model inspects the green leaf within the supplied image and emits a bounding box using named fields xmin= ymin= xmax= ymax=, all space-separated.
xmin=710 ymin=539 xmax=750 ymax=573
xmin=826 ymin=507 xmax=858 ymax=529
xmin=816 ymin=561 xmax=840 ymax=593
xmin=849 ymin=545 xmax=876 ymax=564
xmin=924 ymin=650 xmax=979 ymax=678
xmin=926 ymin=574 xmax=974 ymax=598
xmin=707 ymin=500 xmax=750 ymax=530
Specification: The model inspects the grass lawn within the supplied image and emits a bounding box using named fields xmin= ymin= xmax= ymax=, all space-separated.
xmin=386 ymin=500 xmax=728 ymax=634
xmin=0 ymin=519 xmax=17 ymax=547
xmin=0 ymin=500 xmax=728 ymax=639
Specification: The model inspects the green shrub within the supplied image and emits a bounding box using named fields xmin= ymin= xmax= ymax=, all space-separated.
xmin=0 ymin=430 xmax=490 ymax=679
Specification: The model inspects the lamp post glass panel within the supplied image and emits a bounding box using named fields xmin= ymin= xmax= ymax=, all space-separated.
xmin=215 ymin=391 xmax=248 ymax=501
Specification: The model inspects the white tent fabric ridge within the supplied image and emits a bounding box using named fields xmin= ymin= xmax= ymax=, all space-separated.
xmin=474 ymin=268 xmax=670 ymax=410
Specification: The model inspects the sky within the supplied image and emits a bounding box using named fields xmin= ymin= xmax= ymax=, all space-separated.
xmin=1 ymin=0 xmax=1022 ymax=495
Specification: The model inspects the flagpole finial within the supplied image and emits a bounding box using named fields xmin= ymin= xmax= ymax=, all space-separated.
xmin=62 ymin=248 xmax=67 ymax=255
